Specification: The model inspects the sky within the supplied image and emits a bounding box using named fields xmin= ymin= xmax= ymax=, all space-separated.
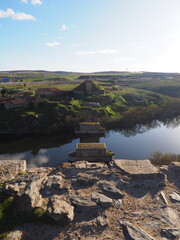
xmin=1 ymin=0 xmax=180 ymax=72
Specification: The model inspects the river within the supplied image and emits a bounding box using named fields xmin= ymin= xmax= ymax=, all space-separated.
xmin=0 ymin=118 xmax=180 ymax=168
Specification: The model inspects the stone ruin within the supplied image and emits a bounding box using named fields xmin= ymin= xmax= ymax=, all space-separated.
xmin=69 ymin=143 xmax=114 ymax=162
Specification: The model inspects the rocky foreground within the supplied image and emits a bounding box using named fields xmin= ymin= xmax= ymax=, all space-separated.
xmin=0 ymin=159 xmax=180 ymax=240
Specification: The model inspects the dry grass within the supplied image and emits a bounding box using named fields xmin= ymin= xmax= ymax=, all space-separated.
xmin=150 ymin=151 xmax=180 ymax=165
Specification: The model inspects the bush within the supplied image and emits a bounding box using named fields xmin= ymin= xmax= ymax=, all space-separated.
xmin=106 ymin=150 xmax=114 ymax=157
xmin=150 ymin=151 xmax=180 ymax=165
xmin=33 ymin=207 xmax=45 ymax=218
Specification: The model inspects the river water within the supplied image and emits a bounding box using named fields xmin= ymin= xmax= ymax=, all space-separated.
xmin=0 ymin=118 xmax=180 ymax=168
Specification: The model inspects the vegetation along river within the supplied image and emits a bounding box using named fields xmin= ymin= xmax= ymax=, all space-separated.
xmin=0 ymin=118 xmax=180 ymax=168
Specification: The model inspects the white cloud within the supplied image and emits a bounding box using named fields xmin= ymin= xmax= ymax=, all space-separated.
xmin=0 ymin=8 xmax=36 ymax=20
xmin=76 ymin=50 xmax=96 ymax=55
xmin=97 ymin=49 xmax=118 ymax=54
xmin=31 ymin=0 xmax=42 ymax=5
xmin=60 ymin=24 xmax=68 ymax=31
xmin=76 ymin=48 xmax=118 ymax=55
xmin=20 ymin=0 xmax=42 ymax=5
xmin=113 ymin=57 xmax=132 ymax=63
xmin=45 ymin=41 xmax=61 ymax=47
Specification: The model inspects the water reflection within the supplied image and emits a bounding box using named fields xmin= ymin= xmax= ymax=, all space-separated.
xmin=80 ymin=135 xmax=100 ymax=143
xmin=0 ymin=132 xmax=77 ymax=155
xmin=0 ymin=117 xmax=180 ymax=167
xmin=113 ymin=117 xmax=180 ymax=137
xmin=118 ymin=121 xmax=161 ymax=137
xmin=28 ymin=153 xmax=50 ymax=168
xmin=163 ymin=116 xmax=180 ymax=128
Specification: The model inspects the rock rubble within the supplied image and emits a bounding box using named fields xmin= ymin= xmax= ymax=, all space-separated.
xmin=0 ymin=160 xmax=180 ymax=240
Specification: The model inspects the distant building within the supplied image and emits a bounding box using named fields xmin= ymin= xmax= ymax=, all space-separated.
xmin=35 ymin=88 xmax=69 ymax=98
xmin=75 ymin=122 xmax=105 ymax=135
xmin=73 ymin=79 xmax=105 ymax=96
xmin=69 ymin=143 xmax=114 ymax=162
xmin=0 ymin=77 xmax=14 ymax=83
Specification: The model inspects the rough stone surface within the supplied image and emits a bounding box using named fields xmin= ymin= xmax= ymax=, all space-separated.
xmin=91 ymin=193 xmax=112 ymax=207
xmin=47 ymin=195 xmax=74 ymax=222
xmin=120 ymin=221 xmax=155 ymax=240
xmin=114 ymin=159 xmax=165 ymax=188
xmin=4 ymin=230 xmax=23 ymax=240
xmin=170 ymin=192 xmax=180 ymax=202
xmin=3 ymin=181 xmax=27 ymax=195
xmin=0 ymin=160 xmax=180 ymax=240
xmin=97 ymin=212 xmax=109 ymax=227
xmin=16 ymin=178 xmax=44 ymax=212
xmin=69 ymin=192 xmax=97 ymax=209
xmin=0 ymin=160 xmax=26 ymax=184
xmin=160 ymin=207 xmax=180 ymax=228
xmin=114 ymin=159 xmax=158 ymax=175
xmin=161 ymin=228 xmax=180 ymax=239
xmin=72 ymin=173 xmax=98 ymax=188
xmin=40 ymin=175 xmax=64 ymax=197
xmin=159 ymin=191 xmax=168 ymax=206
xmin=99 ymin=182 xmax=124 ymax=199
xmin=167 ymin=162 xmax=180 ymax=188
xmin=169 ymin=162 xmax=180 ymax=171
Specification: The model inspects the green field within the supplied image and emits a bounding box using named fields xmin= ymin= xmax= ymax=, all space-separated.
xmin=1 ymin=72 xmax=180 ymax=134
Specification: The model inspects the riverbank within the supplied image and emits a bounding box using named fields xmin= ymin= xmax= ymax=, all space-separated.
xmin=0 ymin=159 xmax=180 ymax=240
xmin=1 ymin=78 xmax=180 ymax=135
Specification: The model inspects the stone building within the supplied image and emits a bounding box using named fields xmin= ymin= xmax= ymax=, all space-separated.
xmin=69 ymin=143 xmax=114 ymax=162
xmin=75 ymin=122 xmax=105 ymax=135
xmin=73 ymin=79 xmax=105 ymax=96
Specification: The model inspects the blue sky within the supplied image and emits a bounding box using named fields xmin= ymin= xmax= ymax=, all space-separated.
xmin=1 ymin=0 xmax=180 ymax=72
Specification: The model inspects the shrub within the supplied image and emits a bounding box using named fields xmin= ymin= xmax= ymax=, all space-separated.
xmin=106 ymin=150 xmax=114 ymax=157
xmin=18 ymin=171 xmax=27 ymax=176
xmin=33 ymin=207 xmax=45 ymax=218
xmin=150 ymin=151 xmax=180 ymax=165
